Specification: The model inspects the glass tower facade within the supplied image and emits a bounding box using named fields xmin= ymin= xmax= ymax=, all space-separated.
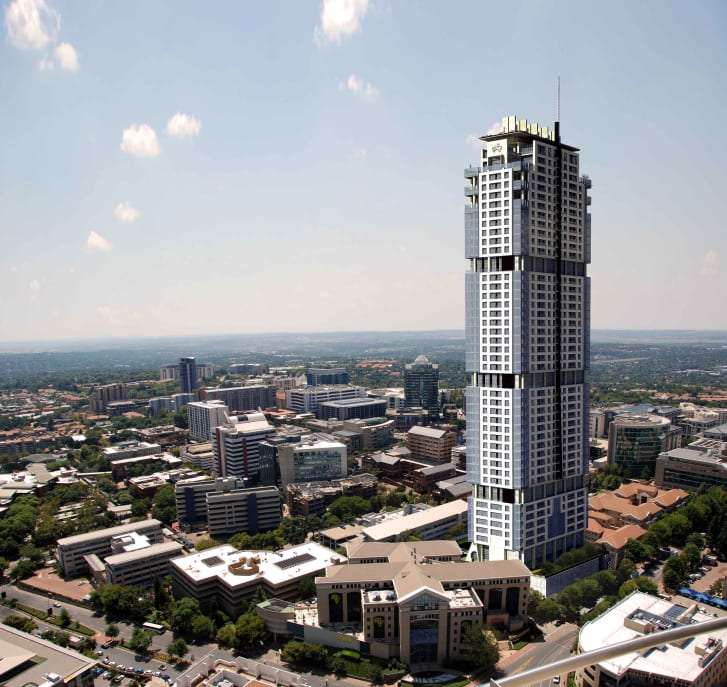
xmin=465 ymin=116 xmax=592 ymax=568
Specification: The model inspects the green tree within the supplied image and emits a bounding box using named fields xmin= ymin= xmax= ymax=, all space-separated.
xmin=215 ymin=623 xmax=237 ymax=649
xmin=235 ymin=612 xmax=268 ymax=649
xmin=58 ymin=608 xmax=71 ymax=628
xmin=106 ymin=623 xmax=119 ymax=638
xmin=527 ymin=589 xmax=544 ymax=618
xmin=329 ymin=656 xmax=347 ymax=679
xmin=167 ymin=637 xmax=188 ymax=660
xmin=191 ymin=614 xmax=215 ymax=643
xmin=3 ymin=614 xmax=37 ymax=633
xmin=532 ymin=597 xmax=564 ymax=625
xmin=461 ymin=623 xmax=499 ymax=672
xmin=150 ymin=484 xmax=177 ymax=524
xmin=129 ymin=628 xmax=153 ymax=654
xmin=298 ymin=576 xmax=316 ymax=600
xmin=194 ymin=538 xmax=222 ymax=552
xmin=171 ymin=597 xmax=201 ymax=635
xmin=9 ymin=558 xmax=37 ymax=580
xmin=683 ymin=543 xmax=702 ymax=572
xmin=369 ymin=664 xmax=384 ymax=687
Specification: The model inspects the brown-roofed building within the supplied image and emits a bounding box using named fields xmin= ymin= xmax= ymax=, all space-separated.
xmin=406 ymin=426 xmax=457 ymax=462
xmin=598 ymin=524 xmax=648 ymax=568
xmin=314 ymin=542 xmax=529 ymax=665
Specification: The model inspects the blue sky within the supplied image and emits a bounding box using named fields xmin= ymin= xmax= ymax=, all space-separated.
xmin=1 ymin=0 xmax=726 ymax=341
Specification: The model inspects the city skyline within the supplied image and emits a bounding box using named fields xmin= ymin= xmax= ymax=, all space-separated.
xmin=2 ymin=0 xmax=726 ymax=342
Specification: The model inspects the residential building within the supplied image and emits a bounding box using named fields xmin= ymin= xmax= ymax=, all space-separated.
xmin=160 ymin=364 xmax=179 ymax=381
xmin=655 ymin=438 xmax=727 ymax=490
xmin=0 ymin=624 xmax=96 ymax=687
xmin=229 ymin=363 xmax=267 ymax=376
xmin=306 ymin=367 xmax=349 ymax=386
xmin=108 ymin=452 xmax=182 ymax=481
xmin=214 ymin=412 xmax=276 ymax=481
xmin=57 ymin=519 xmax=163 ymax=577
xmin=188 ymin=400 xmax=229 ymax=441
xmin=102 ymin=440 xmax=161 ymax=461
xmin=137 ymin=424 xmax=187 ymax=448
xmin=277 ymin=435 xmax=347 ymax=488
xmin=465 ymin=115 xmax=592 ymax=567
xmin=204 ymin=385 xmax=276 ymax=413
xmin=105 ymin=400 xmax=138 ymax=416
xmin=179 ymin=356 xmax=198 ymax=394
xmin=406 ymin=425 xmax=457 ymax=462
xmin=608 ymin=414 xmax=680 ymax=478
xmin=405 ymin=462 xmax=457 ymax=493
xmin=170 ymin=542 xmax=345 ymax=617
xmin=286 ymin=385 xmax=366 ymax=415
xmin=313 ymin=543 xmax=529 ymax=664
xmin=149 ymin=396 xmax=174 ymax=416
xmin=404 ymin=355 xmax=439 ymax=415
xmin=344 ymin=417 xmax=395 ymax=450
xmin=318 ymin=398 xmax=388 ymax=421
xmin=206 ymin=485 xmax=281 ymax=538
xmin=171 ymin=392 xmax=195 ymax=412
xmin=89 ymin=382 xmax=126 ymax=414
xmin=577 ymin=592 xmax=727 ymax=687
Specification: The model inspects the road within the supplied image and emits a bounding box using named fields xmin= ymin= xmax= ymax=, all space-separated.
xmin=498 ymin=623 xmax=577 ymax=687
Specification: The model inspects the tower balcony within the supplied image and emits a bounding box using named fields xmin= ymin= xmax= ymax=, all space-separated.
xmin=465 ymin=166 xmax=481 ymax=178
xmin=465 ymin=184 xmax=478 ymax=197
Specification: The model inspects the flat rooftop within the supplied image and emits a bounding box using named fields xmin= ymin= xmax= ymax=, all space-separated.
xmin=579 ymin=591 xmax=727 ymax=682
xmin=362 ymin=500 xmax=467 ymax=542
xmin=171 ymin=542 xmax=346 ymax=587
xmin=0 ymin=624 xmax=94 ymax=687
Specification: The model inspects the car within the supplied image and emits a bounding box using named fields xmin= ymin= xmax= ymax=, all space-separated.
xmin=103 ymin=672 xmax=112 ymax=680
xmin=53 ymin=602 xmax=61 ymax=608
xmin=155 ymin=672 xmax=162 ymax=677
xmin=162 ymin=675 xmax=171 ymax=681
xmin=113 ymin=677 xmax=123 ymax=684
xmin=158 ymin=665 xmax=165 ymax=670
xmin=553 ymin=677 xmax=561 ymax=684
xmin=96 ymin=650 xmax=104 ymax=656
xmin=94 ymin=668 xmax=104 ymax=676
xmin=145 ymin=670 xmax=153 ymax=675
xmin=136 ymin=669 xmax=144 ymax=674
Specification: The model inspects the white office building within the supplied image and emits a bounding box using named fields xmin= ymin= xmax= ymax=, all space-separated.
xmin=465 ymin=115 xmax=591 ymax=567
xmin=213 ymin=412 xmax=276 ymax=481
xmin=188 ymin=400 xmax=230 ymax=441
xmin=277 ymin=436 xmax=347 ymax=488
xmin=285 ymin=385 xmax=366 ymax=415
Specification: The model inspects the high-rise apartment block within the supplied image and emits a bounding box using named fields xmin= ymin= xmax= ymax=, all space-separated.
xmin=465 ymin=115 xmax=591 ymax=567
xmin=89 ymin=383 xmax=127 ymax=414
xmin=404 ymin=355 xmax=439 ymax=415
xmin=213 ymin=412 xmax=276 ymax=482
xmin=188 ymin=400 xmax=229 ymax=441
xmin=179 ymin=357 xmax=198 ymax=394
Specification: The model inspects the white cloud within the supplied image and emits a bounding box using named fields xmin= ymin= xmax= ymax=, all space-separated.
xmin=54 ymin=41 xmax=78 ymax=70
xmin=5 ymin=0 xmax=59 ymax=50
xmin=466 ymin=133 xmax=484 ymax=148
xmin=314 ymin=0 xmax=369 ymax=45
xmin=702 ymin=249 xmax=718 ymax=276
xmin=114 ymin=201 xmax=140 ymax=223
xmin=29 ymin=279 xmax=40 ymax=293
xmin=87 ymin=230 xmax=112 ymax=252
xmin=341 ymin=73 xmax=378 ymax=100
xmin=120 ymin=123 xmax=160 ymax=157
xmin=487 ymin=119 xmax=504 ymax=135
xmin=166 ymin=112 xmax=201 ymax=138
xmin=38 ymin=56 xmax=53 ymax=70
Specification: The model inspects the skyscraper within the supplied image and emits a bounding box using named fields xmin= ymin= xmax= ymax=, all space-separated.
xmin=179 ymin=356 xmax=198 ymax=394
xmin=404 ymin=355 xmax=439 ymax=416
xmin=465 ymin=115 xmax=591 ymax=568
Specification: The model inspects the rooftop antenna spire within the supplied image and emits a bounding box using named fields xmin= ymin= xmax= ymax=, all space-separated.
xmin=557 ymin=75 xmax=561 ymax=123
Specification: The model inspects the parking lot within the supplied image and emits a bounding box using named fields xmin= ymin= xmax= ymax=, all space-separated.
xmin=685 ymin=560 xmax=726 ymax=594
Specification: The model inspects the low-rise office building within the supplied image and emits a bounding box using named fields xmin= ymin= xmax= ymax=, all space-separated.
xmin=170 ymin=542 xmax=345 ymax=617
xmin=578 ymin=591 xmax=727 ymax=687
xmin=318 ymin=398 xmax=389 ymax=421
xmin=287 ymin=473 xmax=378 ymax=518
xmin=0 ymin=624 xmax=96 ymax=687
xmin=105 ymin=540 xmax=183 ymax=587
xmin=286 ymin=385 xmax=367 ymax=415
xmin=655 ymin=439 xmax=727 ymax=491
xmin=206 ymin=485 xmax=281 ymax=538
xmin=312 ymin=542 xmax=529 ymax=664
xmin=361 ymin=499 xmax=468 ymax=543
xmin=175 ymin=476 xmax=247 ymax=529
xmin=405 ymin=462 xmax=456 ymax=493
xmin=57 ymin=519 xmax=163 ymax=577
xmin=406 ymin=426 xmax=457 ymax=462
